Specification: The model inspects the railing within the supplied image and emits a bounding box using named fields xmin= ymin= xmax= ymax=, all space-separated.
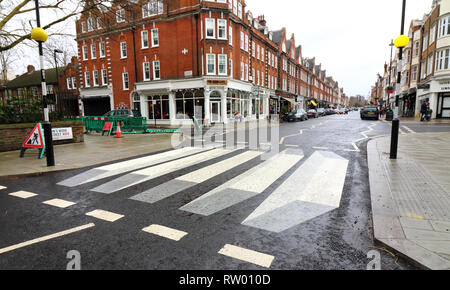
xmin=64 ymin=116 xmax=147 ymax=133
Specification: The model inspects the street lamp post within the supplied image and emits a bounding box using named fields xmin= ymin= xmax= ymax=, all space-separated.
xmin=32 ymin=0 xmax=55 ymax=167
xmin=390 ymin=0 xmax=408 ymax=160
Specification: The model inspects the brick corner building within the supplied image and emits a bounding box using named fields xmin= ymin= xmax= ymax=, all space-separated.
xmin=76 ymin=0 xmax=346 ymax=125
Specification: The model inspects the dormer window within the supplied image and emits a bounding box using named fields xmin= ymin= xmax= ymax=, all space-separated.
xmin=282 ymin=42 xmax=286 ymax=53
xmin=87 ymin=17 xmax=94 ymax=31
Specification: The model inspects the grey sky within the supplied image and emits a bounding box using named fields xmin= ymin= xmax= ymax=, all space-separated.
xmin=247 ymin=0 xmax=432 ymax=97
xmin=10 ymin=0 xmax=433 ymax=97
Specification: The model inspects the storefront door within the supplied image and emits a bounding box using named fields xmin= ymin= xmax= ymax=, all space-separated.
xmin=211 ymin=101 xmax=221 ymax=123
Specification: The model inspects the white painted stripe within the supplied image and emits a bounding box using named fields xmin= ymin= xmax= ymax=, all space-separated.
xmin=284 ymin=144 xmax=299 ymax=147
xmin=58 ymin=147 xmax=204 ymax=187
xmin=9 ymin=191 xmax=38 ymax=199
xmin=85 ymin=210 xmax=124 ymax=222
xmin=242 ymin=151 xmax=349 ymax=233
xmin=180 ymin=150 xmax=303 ymax=216
xmin=42 ymin=199 xmax=76 ymax=208
xmin=0 ymin=185 xmax=6 ymax=190
xmin=177 ymin=151 xmax=263 ymax=183
xmin=403 ymin=126 xmax=416 ymax=134
xmin=142 ymin=225 xmax=187 ymax=241
xmin=0 ymin=223 xmax=95 ymax=255
xmin=312 ymin=147 xmax=329 ymax=150
xmin=218 ymin=244 xmax=274 ymax=268
xmin=130 ymin=150 xmax=263 ymax=204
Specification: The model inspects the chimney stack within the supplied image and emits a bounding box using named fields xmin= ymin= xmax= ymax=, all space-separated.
xmin=258 ymin=15 xmax=266 ymax=26
xmin=27 ymin=65 xmax=35 ymax=73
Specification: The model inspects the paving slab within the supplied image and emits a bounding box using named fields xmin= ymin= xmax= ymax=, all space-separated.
xmin=368 ymin=132 xmax=450 ymax=270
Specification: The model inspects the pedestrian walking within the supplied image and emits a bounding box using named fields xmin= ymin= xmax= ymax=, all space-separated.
xmin=420 ymin=101 xmax=428 ymax=121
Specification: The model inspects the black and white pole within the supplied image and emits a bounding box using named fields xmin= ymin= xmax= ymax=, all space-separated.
xmin=390 ymin=0 xmax=407 ymax=160
xmin=33 ymin=0 xmax=55 ymax=166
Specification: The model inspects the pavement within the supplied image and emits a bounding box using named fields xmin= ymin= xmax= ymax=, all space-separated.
xmin=0 ymin=132 xmax=179 ymax=178
xmin=368 ymin=132 xmax=450 ymax=270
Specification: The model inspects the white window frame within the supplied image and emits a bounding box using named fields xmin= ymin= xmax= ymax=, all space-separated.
xmin=82 ymin=45 xmax=88 ymax=61
xmin=206 ymin=53 xmax=216 ymax=75
xmin=120 ymin=42 xmax=127 ymax=59
xmin=122 ymin=72 xmax=129 ymax=90
xmin=91 ymin=43 xmax=97 ymax=59
xmin=206 ymin=18 xmax=215 ymax=39
xmin=218 ymin=54 xmax=227 ymax=75
xmin=66 ymin=78 xmax=71 ymax=90
xmin=116 ymin=9 xmax=125 ymax=23
xmin=143 ymin=61 xmax=151 ymax=81
xmin=72 ymin=77 xmax=77 ymax=89
xmin=151 ymin=28 xmax=159 ymax=47
xmin=101 ymin=69 xmax=108 ymax=86
xmin=84 ymin=71 xmax=90 ymax=87
xmin=99 ymin=42 xmax=106 ymax=58
xmin=217 ymin=19 xmax=227 ymax=40
xmin=93 ymin=70 xmax=99 ymax=87
xmin=87 ymin=17 xmax=94 ymax=32
xmin=153 ymin=60 xmax=161 ymax=80
xmin=229 ymin=25 xmax=233 ymax=45
xmin=81 ymin=22 xmax=86 ymax=33
xmin=141 ymin=30 xmax=149 ymax=49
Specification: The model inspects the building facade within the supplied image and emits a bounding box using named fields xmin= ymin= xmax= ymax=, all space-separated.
xmin=76 ymin=0 xmax=346 ymax=125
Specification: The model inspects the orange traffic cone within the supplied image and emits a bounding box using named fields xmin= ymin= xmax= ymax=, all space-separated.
xmin=115 ymin=122 xmax=122 ymax=138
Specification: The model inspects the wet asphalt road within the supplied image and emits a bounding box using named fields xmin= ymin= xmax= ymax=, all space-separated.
xmin=1 ymin=111 xmax=449 ymax=270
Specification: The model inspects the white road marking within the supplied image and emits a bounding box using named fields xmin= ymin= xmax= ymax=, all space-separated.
xmin=178 ymin=151 xmax=263 ymax=183
xmin=58 ymin=147 xmax=205 ymax=187
xmin=0 ymin=185 xmax=6 ymax=190
xmin=312 ymin=147 xmax=329 ymax=150
xmin=130 ymin=150 xmax=263 ymax=204
xmin=402 ymin=126 xmax=416 ymax=134
xmin=85 ymin=210 xmax=124 ymax=222
xmin=242 ymin=151 xmax=349 ymax=233
xmin=91 ymin=148 xmax=234 ymax=194
xmin=218 ymin=244 xmax=275 ymax=268
xmin=9 ymin=191 xmax=38 ymax=199
xmin=0 ymin=223 xmax=95 ymax=255
xmin=142 ymin=225 xmax=188 ymax=241
xmin=180 ymin=150 xmax=303 ymax=216
xmin=42 ymin=199 xmax=76 ymax=208
xmin=284 ymin=144 xmax=299 ymax=147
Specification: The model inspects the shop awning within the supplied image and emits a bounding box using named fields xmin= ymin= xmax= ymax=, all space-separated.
xmin=281 ymin=97 xmax=296 ymax=107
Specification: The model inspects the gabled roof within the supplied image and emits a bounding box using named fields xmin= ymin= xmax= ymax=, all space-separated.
xmin=5 ymin=67 xmax=66 ymax=89
xmin=272 ymin=30 xmax=283 ymax=44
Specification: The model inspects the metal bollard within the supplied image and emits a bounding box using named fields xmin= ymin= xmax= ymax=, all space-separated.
xmin=43 ymin=121 xmax=55 ymax=166
xmin=390 ymin=119 xmax=400 ymax=159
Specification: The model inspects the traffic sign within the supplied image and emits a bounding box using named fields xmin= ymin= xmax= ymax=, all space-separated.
xmin=23 ymin=123 xmax=44 ymax=148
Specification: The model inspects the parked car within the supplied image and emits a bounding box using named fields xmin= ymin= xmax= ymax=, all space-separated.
xmin=338 ymin=108 xmax=348 ymax=115
xmin=103 ymin=109 xmax=142 ymax=118
xmin=283 ymin=109 xmax=308 ymax=122
xmin=325 ymin=108 xmax=335 ymax=115
xmin=307 ymin=109 xmax=318 ymax=118
xmin=360 ymin=106 xmax=379 ymax=120
xmin=316 ymin=108 xmax=326 ymax=117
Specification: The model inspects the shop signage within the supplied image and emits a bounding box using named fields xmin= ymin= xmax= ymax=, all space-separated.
xmin=439 ymin=81 xmax=450 ymax=91
xmin=207 ymin=80 xmax=227 ymax=86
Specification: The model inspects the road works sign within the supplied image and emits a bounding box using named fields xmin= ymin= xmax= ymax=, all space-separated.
xmin=23 ymin=123 xmax=44 ymax=148
xmin=20 ymin=123 xmax=46 ymax=159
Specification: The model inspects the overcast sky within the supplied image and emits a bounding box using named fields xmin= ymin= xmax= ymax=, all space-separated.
xmin=10 ymin=0 xmax=433 ymax=97
xmin=247 ymin=0 xmax=432 ymax=97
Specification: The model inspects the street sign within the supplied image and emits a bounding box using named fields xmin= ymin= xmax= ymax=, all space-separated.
xmin=52 ymin=127 xmax=73 ymax=141
xmin=20 ymin=123 xmax=46 ymax=159
xmin=102 ymin=122 xmax=113 ymax=136
xmin=23 ymin=123 xmax=44 ymax=148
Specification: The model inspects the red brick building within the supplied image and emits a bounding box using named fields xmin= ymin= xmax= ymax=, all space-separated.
xmin=76 ymin=0 xmax=346 ymax=125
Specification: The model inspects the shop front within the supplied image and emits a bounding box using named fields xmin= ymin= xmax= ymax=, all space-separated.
xmin=134 ymin=77 xmax=269 ymax=126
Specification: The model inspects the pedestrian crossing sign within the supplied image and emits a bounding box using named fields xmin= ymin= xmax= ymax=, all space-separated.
xmin=23 ymin=123 xmax=45 ymax=148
